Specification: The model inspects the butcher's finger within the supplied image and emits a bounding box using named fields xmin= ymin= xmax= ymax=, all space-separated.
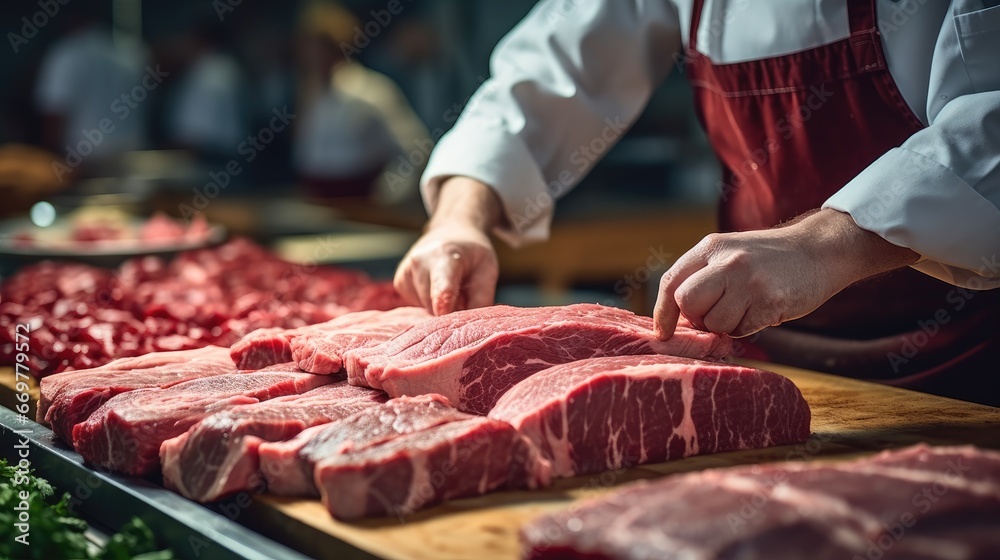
xmin=411 ymin=265 xmax=434 ymax=313
xmin=429 ymin=253 xmax=463 ymax=316
xmin=393 ymin=261 xmax=421 ymax=308
xmin=465 ymin=258 xmax=498 ymax=309
xmin=653 ymin=254 xmax=707 ymax=339
xmin=673 ymin=265 xmax=726 ymax=331
xmin=701 ymin=289 xmax=749 ymax=335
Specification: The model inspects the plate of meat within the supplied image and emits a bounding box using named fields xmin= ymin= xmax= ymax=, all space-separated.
xmin=0 ymin=207 xmax=226 ymax=265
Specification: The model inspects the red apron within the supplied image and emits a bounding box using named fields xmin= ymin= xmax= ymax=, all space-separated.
xmin=684 ymin=0 xmax=1000 ymax=403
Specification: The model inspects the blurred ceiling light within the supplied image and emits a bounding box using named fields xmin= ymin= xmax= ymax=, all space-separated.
xmin=30 ymin=201 xmax=57 ymax=228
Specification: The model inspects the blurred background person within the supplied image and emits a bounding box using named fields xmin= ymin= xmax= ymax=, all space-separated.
xmin=293 ymin=1 xmax=431 ymax=203
xmin=34 ymin=0 xmax=148 ymax=180
xmin=161 ymin=20 xmax=247 ymax=166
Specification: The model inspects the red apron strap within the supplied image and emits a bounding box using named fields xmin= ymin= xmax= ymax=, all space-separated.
xmin=689 ymin=0 xmax=707 ymax=53
xmin=847 ymin=0 xmax=878 ymax=33
xmin=847 ymin=0 xmax=887 ymax=73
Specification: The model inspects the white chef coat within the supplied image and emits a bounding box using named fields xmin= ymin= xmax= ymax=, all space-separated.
xmin=420 ymin=0 xmax=1000 ymax=290
xmin=293 ymin=62 xmax=432 ymax=201
xmin=167 ymin=52 xmax=245 ymax=155
xmin=35 ymin=26 xmax=147 ymax=157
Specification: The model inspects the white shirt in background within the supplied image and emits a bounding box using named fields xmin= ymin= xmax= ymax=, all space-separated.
xmin=167 ymin=52 xmax=245 ymax=155
xmin=35 ymin=27 xmax=147 ymax=157
xmin=294 ymin=62 xmax=432 ymax=201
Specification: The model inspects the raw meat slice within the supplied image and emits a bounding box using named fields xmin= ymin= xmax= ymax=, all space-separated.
xmin=258 ymin=394 xmax=470 ymax=496
xmin=229 ymin=327 xmax=292 ymax=370
xmin=291 ymin=306 xmax=430 ymax=374
xmin=347 ymin=281 xmax=408 ymax=312
xmin=229 ymin=307 xmax=429 ymax=373
xmin=521 ymin=445 xmax=1000 ymax=560
xmin=38 ymin=346 xmax=234 ymax=444
xmin=315 ymin=416 xmax=552 ymax=520
xmin=160 ymin=379 xmax=386 ymax=502
xmin=344 ymin=304 xmax=731 ymax=414
xmin=73 ymin=365 xmax=331 ymax=476
xmin=1 ymin=238 xmax=400 ymax=378
xmin=489 ymin=355 xmax=811 ymax=477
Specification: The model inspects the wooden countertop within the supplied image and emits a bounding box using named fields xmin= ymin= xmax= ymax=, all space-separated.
xmin=4 ymin=362 xmax=999 ymax=560
xmin=248 ymin=361 xmax=1000 ymax=559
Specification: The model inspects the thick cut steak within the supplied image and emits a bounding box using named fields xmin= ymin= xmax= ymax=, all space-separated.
xmin=160 ymin=379 xmax=385 ymax=502
xmin=345 ymin=304 xmax=731 ymax=414
xmin=258 ymin=394 xmax=470 ymax=497
xmin=315 ymin=416 xmax=551 ymax=520
xmin=229 ymin=307 xmax=429 ymax=373
xmin=521 ymin=445 xmax=1000 ymax=560
xmin=489 ymin=355 xmax=811 ymax=477
xmin=39 ymin=346 xmax=234 ymax=444
xmin=291 ymin=307 xmax=430 ymax=374
xmin=73 ymin=365 xmax=330 ymax=476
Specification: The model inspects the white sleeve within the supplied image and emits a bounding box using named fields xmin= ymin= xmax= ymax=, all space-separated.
xmin=420 ymin=0 xmax=681 ymax=247
xmin=824 ymin=1 xmax=1000 ymax=290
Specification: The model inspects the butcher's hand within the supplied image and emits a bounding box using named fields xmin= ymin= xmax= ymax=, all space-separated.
xmin=394 ymin=176 xmax=502 ymax=316
xmin=654 ymin=209 xmax=919 ymax=339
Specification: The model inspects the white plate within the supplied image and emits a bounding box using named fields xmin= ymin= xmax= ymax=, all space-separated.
xmin=0 ymin=218 xmax=227 ymax=264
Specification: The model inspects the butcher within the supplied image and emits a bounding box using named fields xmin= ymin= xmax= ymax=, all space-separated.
xmin=393 ymin=0 xmax=1000 ymax=403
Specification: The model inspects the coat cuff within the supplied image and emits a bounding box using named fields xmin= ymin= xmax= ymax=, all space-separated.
xmin=823 ymin=147 xmax=1000 ymax=289
xmin=420 ymin=118 xmax=554 ymax=248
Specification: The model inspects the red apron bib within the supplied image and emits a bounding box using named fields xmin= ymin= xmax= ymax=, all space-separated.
xmin=684 ymin=0 xmax=1000 ymax=402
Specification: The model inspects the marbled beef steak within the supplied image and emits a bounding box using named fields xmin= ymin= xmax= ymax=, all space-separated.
xmin=230 ymin=307 xmax=430 ymax=372
xmin=258 ymin=394 xmax=470 ymax=497
xmin=38 ymin=346 xmax=234 ymax=445
xmin=73 ymin=364 xmax=330 ymax=476
xmin=490 ymin=355 xmax=811 ymax=477
xmin=160 ymin=378 xmax=385 ymax=502
xmin=344 ymin=303 xmax=732 ymax=414
xmin=521 ymin=445 xmax=1000 ymax=560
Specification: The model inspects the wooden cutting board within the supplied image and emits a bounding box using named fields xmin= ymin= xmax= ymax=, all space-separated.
xmin=4 ymin=362 xmax=999 ymax=560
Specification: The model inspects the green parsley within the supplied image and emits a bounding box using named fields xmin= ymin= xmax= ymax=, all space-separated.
xmin=0 ymin=458 xmax=175 ymax=560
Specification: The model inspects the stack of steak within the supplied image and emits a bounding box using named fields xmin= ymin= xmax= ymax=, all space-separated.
xmin=38 ymin=302 xmax=817 ymax=522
